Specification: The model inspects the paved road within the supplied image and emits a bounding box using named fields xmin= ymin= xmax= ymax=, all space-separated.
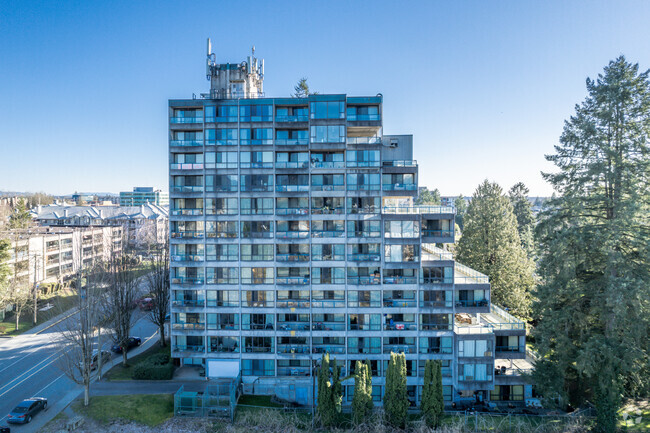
xmin=0 ymin=307 xmax=159 ymax=432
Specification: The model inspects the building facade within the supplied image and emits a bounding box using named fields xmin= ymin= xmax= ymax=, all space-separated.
xmin=168 ymin=49 xmax=531 ymax=407
xmin=120 ymin=187 xmax=169 ymax=207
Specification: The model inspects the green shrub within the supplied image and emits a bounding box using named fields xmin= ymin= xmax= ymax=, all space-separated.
xmin=148 ymin=353 xmax=170 ymax=366
xmin=131 ymin=361 xmax=174 ymax=380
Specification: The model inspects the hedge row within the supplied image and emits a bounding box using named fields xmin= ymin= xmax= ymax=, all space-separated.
xmin=131 ymin=352 xmax=174 ymax=380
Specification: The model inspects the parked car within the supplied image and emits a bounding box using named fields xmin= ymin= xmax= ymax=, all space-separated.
xmin=138 ymin=297 xmax=154 ymax=311
xmin=83 ymin=349 xmax=111 ymax=370
xmin=6 ymin=397 xmax=47 ymax=424
xmin=111 ymin=336 xmax=141 ymax=353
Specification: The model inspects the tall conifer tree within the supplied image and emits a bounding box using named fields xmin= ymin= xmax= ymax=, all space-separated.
xmin=534 ymin=56 xmax=650 ymax=433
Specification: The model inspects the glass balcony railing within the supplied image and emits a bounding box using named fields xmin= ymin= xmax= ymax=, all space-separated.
xmin=311 ymin=230 xmax=345 ymax=238
xmin=171 ymin=254 xmax=204 ymax=262
xmin=275 ymin=115 xmax=309 ymax=122
xmin=277 ymin=345 xmax=310 ymax=354
xmin=382 ymin=160 xmax=417 ymax=167
xmin=276 ymin=276 xmax=310 ymax=285
xmin=311 ymin=184 xmax=345 ymax=192
xmin=350 ymin=346 xmax=381 ymax=354
xmin=455 ymin=300 xmax=489 ymax=308
xmin=170 ymin=186 xmax=203 ymax=193
xmin=419 ymin=347 xmax=454 ymax=355
xmin=171 ymin=117 xmax=203 ymax=124
xmin=311 ymin=161 xmax=345 ymax=169
xmin=347 ymin=137 xmax=382 ymax=144
xmin=383 ymin=344 xmax=416 ymax=354
xmin=240 ymin=185 xmax=273 ymax=192
xmin=312 ymin=322 xmax=345 ymax=331
xmin=276 ymin=185 xmax=309 ymax=192
xmin=347 ymin=114 xmax=380 ymax=121
xmin=170 ymin=209 xmax=203 ymax=216
xmin=171 ymin=277 xmax=204 ymax=285
xmin=210 ymin=345 xmax=239 ymax=353
xmin=421 ymin=277 xmax=454 ymax=285
xmin=382 ymin=206 xmax=455 ymax=215
xmin=347 ymin=276 xmax=381 ymax=285
xmin=276 ymin=253 xmax=310 ymax=262
xmin=347 ymin=184 xmax=381 ymax=191
xmin=311 ymin=207 xmax=344 ymax=215
xmin=170 ymin=163 xmax=204 ymax=170
xmin=496 ymin=345 xmax=525 ymax=353
xmin=278 ymin=367 xmax=310 ymax=376
xmin=172 ymin=322 xmax=205 ymax=330
xmin=348 ymin=253 xmax=381 ymax=262
xmin=275 ymin=138 xmax=309 ymax=145
xmin=276 ymin=231 xmax=309 ymax=239
xmin=384 ymin=323 xmax=417 ymax=331
xmin=205 ymin=255 xmax=238 ymax=261
xmin=275 ymin=161 xmax=309 ymax=169
xmin=383 ymin=299 xmax=417 ymax=308
xmin=348 ymin=231 xmax=381 ymax=238
xmin=277 ymin=300 xmax=310 ymax=308
xmin=422 ymin=230 xmax=454 ymax=237
xmin=277 ymin=323 xmax=310 ymax=331
xmin=240 ymin=254 xmax=274 ymax=261
xmin=173 ymin=345 xmax=205 ymax=352
xmin=172 ymin=299 xmax=205 ymax=307
xmin=207 ymin=185 xmax=238 ymax=192
xmin=312 ymin=346 xmax=346 ymax=354
xmin=311 ymin=299 xmax=345 ymax=308
xmin=206 ymin=278 xmax=239 ymax=285
xmin=346 ymin=161 xmax=381 ymax=168
xmin=383 ymin=276 xmax=418 ymax=285
xmin=348 ymin=323 xmax=381 ymax=331
xmin=276 ymin=207 xmax=309 ymax=216
xmin=214 ymin=116 xmax=238 ymax=123
xmin=382 ymin=183 xmax=417 ymax=191
xmin=170 ymin=139 xmax=203 ymax=146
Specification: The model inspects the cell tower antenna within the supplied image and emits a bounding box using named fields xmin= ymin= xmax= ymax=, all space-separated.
xmin=252 ymin=45 xmax=255 ymax=56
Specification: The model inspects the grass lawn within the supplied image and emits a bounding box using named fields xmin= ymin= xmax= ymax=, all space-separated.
xmin=103 ymin=343 xmax=170 ymax=380
xmin=73 ymin=394 xmax=174 ymax=427
xmin=619 ymin=399 xmax=649 ymax=431
xmin=0 ymin=288 xmax=77 ymax=336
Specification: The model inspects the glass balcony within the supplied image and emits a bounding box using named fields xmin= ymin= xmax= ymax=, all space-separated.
xmin=170 ymin=208 xmax=203 ymax=216
xmin=275 ymin=115 xmax=309 ymax=123
xmin=382 ymin=206 xmax=455 ymax=215
xmin=384 ymin=323 xmax=417 ymax=331
xmin=275 ymin=138 xmax=309 ymax=145
xmin=214 ymin=116 xmax=237 ymax=123
xmin=276 ymin=253 xmax=310 ymax=262
xmin=312 ymin=322 xmax=345 ymax=331
xmin=311 ymin=230 xmax=345 ymax=238
xmin=170 ymin=117 xmax=203 ymax=124
xmin=422 ymin=277 xmax=453 ymax=285
xmin=170 ymin=139 xmax=203 ymax=146
xmin=496 ymin=345 xmax=525 ymax=353
xmin=382 ymin=183 xmax=417 ymax=191
xmin=349 ymin=323 xmax=381 ymax=331
xmin=347 ymin=137 xmax=382 ymax=144
xmin=311 ymin=184 xmax=345 ymax=192
xmin=455 ymin=300 xmax=489 ymax=308
xmin=207 ymin=185 xmax=238 ymax=192
xmin=275 ymin=161 xmax=309 ymax=169
xmin=312 ymin=346 xmax=346 ymax=355
xmin=383 ymin=299 xmax=417 ymax=308
xmin=170 ymin=186 xmax=203 ymax=193
xmin=239 ymin=139 xmax=273 ymax=146
xmin=171 ymin=277 xmax=204 ymax=285
xmin=347 ymin=184 xmax=381 ymax=191
xmin=277 ymin=345 xmax=310 ymax=354
xmin=211 ymin=162 xmax=238 ymax=169
xmin=171 ymin=254 xmax=204 ymax=262
xmin=348 ymin=253 xmax=381 ymax=262
xmin=276 ymin=299 xmax=310 ymax=308
xmin=173 ymin=345 xmax=205 ymax=352
xmin=276 ymin=231 xmax=309 ymax=239
xmin=347 ymin=114 xmax=380 ymax=121
xmin=346 ymin=161 xmax=381 ymax=168
xmin=311 ymin=207 xmax=344 ymax=215
xmin=276 ymin=185 xmax=309 ymax=192
xmin=172 ymin=322 xmax=206 ymax=330
xmin=209 ymin=345 xmax=239 ymax=353
xmin=350 ymin=346 xmax=381 ymax=354
xmin=277 ymin=323 xmax=310 ymax=331
xmin=383 ymin=276 xmax=418 ymax=285
xmin=276 ymin=276 xmax=310 ymax=285
xmin=348 ymin=231 xmax=381 ymax=238
xmin=382 ymin=160 xmax=417 ymax=167
xmin=311 ymin=299 xmax=345 ymax=308
xmin=170 ymin=163 xmax=204 ymax=170
xmin=172 ymin=299 xmax=205 ymax=307
xmin=276 ymin=207 xmax=309 ymax=216
xmin=240 ymin=254 xmax=274 ymax=261
xmin=422 ymin=229 xmax=454 ymax=237
xmin=383 ymin=344 xmax=415 ymax=354
xmin=241 ymin=185 xmax=273 ymax=192
xmin=311 ymin=161 xmax=345 ymax=169
xmin=347 ymin=276 xmax=381 ymax=285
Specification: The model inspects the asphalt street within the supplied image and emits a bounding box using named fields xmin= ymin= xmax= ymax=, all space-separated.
xmin=0 ymin=307 xmax=159 ymax=432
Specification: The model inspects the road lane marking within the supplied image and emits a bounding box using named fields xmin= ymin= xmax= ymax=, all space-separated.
xmin=0 ymin=351 xmax=64 ymax=399
xmin=34 ymin=372 xmax=66 ymax=396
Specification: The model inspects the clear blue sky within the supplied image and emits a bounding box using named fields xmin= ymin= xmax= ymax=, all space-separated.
xmin=1 ymin=0 xmax=649 ymax=197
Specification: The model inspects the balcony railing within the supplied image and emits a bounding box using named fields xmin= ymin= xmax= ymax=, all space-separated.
xmin=419 ymin=347 xmax=454 ymax=355
xmin=496 ymin=345 xmax=525 ymax=353
xmin=170 ymin=163 xmax=204 ymax=170
xmin=383 ymin=344 xmax=416 ymax=354
xmin=312 ymin=322 xmax=345 ymax=331
xmin=170 ymin=117 xmax=203 ymax=124
xmin=241 ymin=162 xmax=273 ymax=169
xmin=382 ymin=183 xmax=417 ymax=191
xmin=172 ymin=322 xmax=206 ymax=330
xmin=348 ymin=231 xmax=381 ymax=238
xmin=276 ymin=231 xmax=309 ymax=239
xmin=422 ymin=229 xmax=454 ymax=237
xmin=346 ymin=161 xmax=381 ymax=168
xmin=455 ymin=300 xmax=489 ymax=308
xmin=312 ymin=346 xmax=346 ymax=354
xmin=172 ymin=299 xmax=205 ymax=307
xmin=382 ymin=160 xmax=417 ymax=167
xmin=276 ymin=276 xmax=310 ymax=285
xmin=170 ymin=186 xmax=203 ymax=193
xmin=244 ymin=346 xmax=274 ymax=353
xmin=240 ymin=186 xmax=273 ymax=192
xmin=173 ymin=345 xmax=205 ymax=352
xmin=277 ymin=323 xmax=310 ymax=331
xmin=347 ymin=184 xmax=381 ymax=191
xmin=347 ymin=137 xmax=382 ymax=144
xmin=311 ymin=207 xmax=344 ymax=215
xmin=348 ymin=253 xmax=381 ymax=262
xmin=170 ymin=208 xmax=203 ymax=216
xmin=348 ymin=324 xmax=381 ymax=331
xmin=421 ymin=277 xmax=453 ymax=285
xmin=311 ymin=161 xmax=345 ymax=169
xmin=383 ymin=277 xmax=418 ymax=285
xmin=209 ymin=345 xmax=239 ymax=353
xmin=347 ymin=114 xmax=380 ymax=121
xmin=171 ymin=277 xmax=204 ymax=285
xmin=276 ymin=253 xmax=310 ymax=262
xmin=276 ymin=185 xmax=309 ymax=192
xmin=383 ymin=299 xmax=417 ymax=308
xmin=277 ymin=345 xmax=310 ymax=354
xmin=170 ymin=139 xmax=203 ymax=146
xmin=240 ymin=254 xmax=274 ymax=261
xmin=275 ymin=161 xmax=309 ymax=169
xmin=277 ymin=300 xmax=310 ymax=308
xmin=241 ymin=231 xmax=273 ymax=239
xmin=347 ymin=276 xmax=381 ymax=285
xmin=311 ymin=230 xmax=345 ymax=238
xmin=171 ymin=254 xmax=204 ymax=262
xmin=349 ymin=346 xmax=381 ymax=354
xmin=311 ymin=299 xmax=345 ymax=308
xmin=276 ymin=207 xmax=309 ymax=216
xmin=275 ymin=115 xmax=309 ymax=122
xmin=384 ymin=323 xmax=417 ymax=331
xmin=382 ymin=206 xmax=455 ymax=215
xmin=275 ymin=138 xmax=309 ymax=145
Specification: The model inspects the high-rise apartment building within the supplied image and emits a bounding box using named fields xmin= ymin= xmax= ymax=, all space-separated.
xmin=169 ymin=45 xmax=531 ymax=407
xmin=120 ymin=187 xmax=169 ymax=206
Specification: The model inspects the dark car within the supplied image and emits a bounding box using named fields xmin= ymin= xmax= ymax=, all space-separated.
xmin=6 ymin=397 xmax=47 ymax=424
xmin=111 ymin=336 xmax=141 ymax=353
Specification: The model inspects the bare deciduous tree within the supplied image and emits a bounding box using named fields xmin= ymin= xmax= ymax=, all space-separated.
xmin=145 ymin=232 xmax=169 ymax=347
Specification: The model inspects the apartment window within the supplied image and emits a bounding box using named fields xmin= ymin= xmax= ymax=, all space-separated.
xmin=348 ymin=290 xmax=381 ymax=307
xmin=206 ymin=198 xmax=238 ymax=215
xmin=347 ymin=220 xmax=381 ymax=237
xmin=277 ymin=243 xmax=310 ymax=262
xmin=275 ymin=151 xmax=309 ymax=167
xmin=311 ymin=244 xmax=344 ymax=261
xmin=209 ymin=336 xmax=239 ymax=353
xmin=346 ymin=150 xmax=380 ymax=167
xmin=491 ymin=385 xmax=524 ymax=402
xmin=241 ymin=151 xmax=273 ymax=168
xmin=310 ymin=101 xmax=345 ymax=119
xmin=384 ymin=244 xmax=419 ymax=262
xmin=206 ymin=313 xmax=239 ymax=330
xmin=241 ymin=267 xmax=274 ymax=285
xmin=311 ymin=197 xmax=344 ymax=215
xmin=241 ymin=244 xmax=274 ymax=261
xmin=419 ymin=360 xmax=452 ymax=377
xmin=241 ymin=359 xmax=274 ymax=376
xmin=214 ymin=128 xmax=238 ymax=145
xmin=206 ymin=267 xmax=238 ymax=285
xmin=240 ymin=128 xmax=273 ymax=145
xmin=207 ymin=174 xmax=237 ymax=192
xmin=243 ymin=290 xmax=274 ymax=307
xmin=204 ymin=106 xmax=216 ymax=121
xmin=240 ymin=198 xmax=273 ymax=215
xmin=420 ymin=314 xmax=452 ymax=331
xmin=311 ymin=267 xmax=345 ymax=285
xmin=419 ymin=337 xmax=453 ymax=354
xmin=206 ymin=244 xmax=238 ymax=261
xmin=348 ymin=337 xmax=381 ymax=354
xmin=206 ymin=290 xmax=239 ymax=307
xmin=240 ymin=174 xmax=273 ymax=192
xmin=310 ymin=125 xmax=346 ymax=143
xmin=242 ymin=314 xmax=274 ymax=330
xmin=240 ymin=104 xmax=272 ymax=122
xmin=244 ymin=337 xmax=274 ymax=353
xmin=382 ymin=173 xmax=416 ymax=190
xmin=216 ymin=105 xmax=238 ymax=122
xmin=347 ymin=173 xmax=380 ymax=190
xmin=211 ymin=151 xmax=237 ymax=169
xmin=459 ymin=363 xmax=492 ymax=382
xmin=384 ymin=220 xmax=420 ymax=238
xmin=347 ymin=196 xmax=380 ymax=214
xmin=206 ymin=221 xmax=237 ymax=238
xmin=347 ymin=105 xmax=379 ymax=121
xmin=241 ymin=221 xmax=273 ymax=238
xmin=276 ymin=197 xmax=308 ymax=215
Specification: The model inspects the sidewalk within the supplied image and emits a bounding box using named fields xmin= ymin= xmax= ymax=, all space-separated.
xmin=19 ymin=329 xmax=161 ymax=433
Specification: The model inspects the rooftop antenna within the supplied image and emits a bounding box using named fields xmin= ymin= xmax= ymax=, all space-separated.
xmin=206 ymin=38 xmax=216 ymax=81
xmin=252 ymin=45 xmax=255 ymax=56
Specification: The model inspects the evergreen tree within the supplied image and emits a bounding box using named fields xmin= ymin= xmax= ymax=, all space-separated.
xmin=533 ymin=56 xmax=650 ymax=433
xmin=0 ymin=239 xmax=11 ymax=310
xmin=317 ymin=353 xmax=342 ymax=427
xmin=456 ymin=180 xmax=535 ymax=319
xmin=352 ymin=361 xmax=373 ymax=424
xmin=293 ymin=77 xmax=315 ymax=97
xmin=415 ymin=187 xmax=442 ymax=205
xmin=508 ymin=182 xmax=535 ymax=257
xmin=421 ymin=360 xmax=444 ymax=428
xmin=384 ymin=352 xmax=409 ymax=428
xmin=8 ymin=199 xmax=32 ymax=229
xmin=454 ymin=195 xmax=467 ymax=231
